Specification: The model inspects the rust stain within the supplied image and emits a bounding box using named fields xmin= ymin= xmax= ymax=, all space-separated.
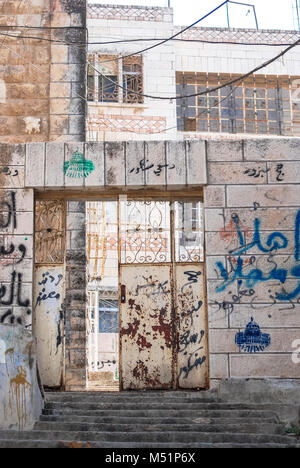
xmin=120 ymin=318 xmax=140 ymax=339
xmin=9 ymin=366 xmax=31 ymax=430
xmin=152 ymin=307 xmax=172 ymax=348
xmin=132 ymin=361 xmax=161 ymax=387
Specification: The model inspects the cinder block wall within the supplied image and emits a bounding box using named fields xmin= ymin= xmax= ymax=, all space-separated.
xmin=0 ymin=0 xmax=86 ymax=143
xmin=205 ymin=138 xmax=300 ymax=386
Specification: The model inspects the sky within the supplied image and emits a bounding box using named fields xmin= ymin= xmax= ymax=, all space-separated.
xmin=88 ymin=0 xmax=299 ymax=30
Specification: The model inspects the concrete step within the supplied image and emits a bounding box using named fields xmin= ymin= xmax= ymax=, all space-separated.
xmin=42 ymin=408 xmax=278 ymax=420
xmin=34 ymin=420 xmax=283 ymax=435
xmin=0 ymin=439 xmax=297 ymax=448
xmin=40 ymin=414 xmax=279 ymax=425
xmin=43 ymin=401 xmax=280 ymax=412
xmin=0 ymin=430 xmax=294 ymax=445
xmin=45 ymin=392 xmax=218 ymax=403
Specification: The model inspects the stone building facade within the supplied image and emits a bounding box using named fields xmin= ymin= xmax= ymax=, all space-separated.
xmin=0 ymin=2 xmax=299 ymax=430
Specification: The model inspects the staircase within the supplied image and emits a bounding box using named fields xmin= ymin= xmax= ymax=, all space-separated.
xmin=0 ymin=391 xmax=298 ymax=448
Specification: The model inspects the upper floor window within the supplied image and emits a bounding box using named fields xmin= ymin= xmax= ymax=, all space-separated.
xmin=88 ymin=54 xmax=144 ymax=104
xmin=176 ymin=72 xmax=300 ymax=137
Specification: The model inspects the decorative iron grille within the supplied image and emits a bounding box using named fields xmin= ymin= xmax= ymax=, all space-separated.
xmin=120 ymin=200 xmax=171 ymax=264
xmin=35 ymin=200 xmax=65 ymax=264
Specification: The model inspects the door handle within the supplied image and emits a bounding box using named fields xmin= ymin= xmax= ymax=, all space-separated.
xmin=121 ymin=285 xmax=126 ymax=303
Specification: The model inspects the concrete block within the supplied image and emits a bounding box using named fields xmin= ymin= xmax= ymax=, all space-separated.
xmin=209 ymin=354 xmax=229 ymax=379
xmin=227 ymin=185 xmax=300 ymax=207
xmin=244 ymin=138 xmax=300 ymax=161
xmin=105 ymin=142 xmax=126 ymax=187
xmin=209 ymin=329 xmax=238 ymax=353
xmin=64 ymin=143 xmax=85 ymax=188
xmin=229 ymin=303 xmax=300 ymax=329
xmin=25 ymin=142 xmax=45 ymax=188
xmin=208 ymin=162 xmax=268 ymax=185
xmin=144 ymin=141 xmax=167 ymax=187
xmin=45 ymin=142 xmax=64 ymax=187
xmin=166 ymin=140 xmax=186 ymax=187
xmin=230 ymin=354 xmax=300 ymax=378
xmin=268 ymin=161 xmax=300 ymax=184
xmin=205 ymin=208 xmax=224 ymax=231
xmin=125 ymin=141 xmax=145 ymax=187
xmin=84 ymin=142 xmax=105 ymax=187
xmin=186 ymin=140 xmax=207 ymax=185
xmin=206 ymin=140 xmax=243 ymax=162
xmin=204 ymin=185 xmax=226 ymax=208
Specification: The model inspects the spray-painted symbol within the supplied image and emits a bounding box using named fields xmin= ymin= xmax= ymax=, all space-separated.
xmin=235 ymin=317 xmax=270 ymax=353
xmin=64 ymin=148 xmax=95 ymax=178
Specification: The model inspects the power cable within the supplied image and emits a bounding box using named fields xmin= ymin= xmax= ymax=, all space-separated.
xmin=0 ymin=30 xmax=298 ymax=47
xmin=88 ymin=37 xmax=300 ymax=101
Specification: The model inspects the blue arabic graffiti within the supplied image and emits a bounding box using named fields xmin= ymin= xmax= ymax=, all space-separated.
xmin=215 ymin=210 xmax=300 ymax=301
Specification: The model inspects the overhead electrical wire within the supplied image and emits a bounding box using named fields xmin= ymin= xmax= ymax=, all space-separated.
xmin=88 ymin=36 xmax=300 ymax=101
xmin=0 ymin=30 xmax=298 ymax=48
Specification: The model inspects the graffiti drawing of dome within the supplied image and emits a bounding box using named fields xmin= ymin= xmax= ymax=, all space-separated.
xmin=235 ymin=317 xmax=271 ymax=353
xmin=64 ymin=148 xmax=95 ymax=178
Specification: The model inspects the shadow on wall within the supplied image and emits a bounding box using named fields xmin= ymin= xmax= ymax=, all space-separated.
xmin=0 ymin=324 xmax=43 ymax=430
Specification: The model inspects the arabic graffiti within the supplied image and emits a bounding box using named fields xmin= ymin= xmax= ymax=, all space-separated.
xmin=129 ymin=158 xmax=175 ymax=177
xmin=35 ymin=271 xmax=63 ymax=307
xmin=0 ymin=167 xmax=19 ymax=177
xmin=177 ymin=267 xmax=206 ymax=385
xmin=0 ymin=191 xmax=31 ymax=326
xmin=215 ymin=210 xmax=300 ymax=302
xmin=0 ymin=191 xmax=17 ymax=230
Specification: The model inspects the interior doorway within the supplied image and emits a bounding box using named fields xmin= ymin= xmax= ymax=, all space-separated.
xmin=86 ymin=196 xmax=209 ymax=391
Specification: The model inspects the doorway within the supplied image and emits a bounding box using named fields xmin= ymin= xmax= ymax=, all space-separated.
xmin=86 ymin=196 xmax=209 ymax=391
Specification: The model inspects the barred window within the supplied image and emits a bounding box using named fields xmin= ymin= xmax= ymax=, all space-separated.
xmin=87 ymin=54 xmax=144 ymax=104
xmin=176 ymin=72 xmax=300 ymax=137
xmin=122 ymin=56 xmax=143 ymax=104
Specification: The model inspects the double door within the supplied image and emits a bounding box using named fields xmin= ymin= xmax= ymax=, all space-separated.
xmin=119 ymin=198 xmax=208 ymax=390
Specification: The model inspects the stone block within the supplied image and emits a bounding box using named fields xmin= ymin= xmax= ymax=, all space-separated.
xmin=208 ymin=162 xmax=268 ymax=184
xmin=204 ymin=185 xmax=226 ymax=208
xmin=206 ymin=140 xmax=243 ymax=162
xmin=204 ymin=208 xmax=224 ymax=231
xmin=268 ymin=161 xmax=300 ymax=184
xmin=186 ymin=140 xmax=207 ymax=185
xmin=166 ymin=140 xmax=186 ymax=187
xmin=45 ymin=142 xmax=64 ymax=187
xmin=230 ymin=354 xmax=300 ymax=378
xmin=25 ymin=142 xmax=45 ymax=188
xmin=227 ymin=185 xmax=300 ymax=207
xmin=244 ymin=138 xmax=300 ymax=161
xmin=209 ymin=329 xmax=238 ymax=353
xmin=209 ymin=354 xmax=229 ymax=379
xmin=105 ymin=142 xmax=125 ymax=187
xmin=125 ymin=141 xmax=145 ymax=187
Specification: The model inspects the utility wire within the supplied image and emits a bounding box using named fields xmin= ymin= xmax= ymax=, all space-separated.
xmin=88 ymin=37 xmax=300 ymax=101
xmin=0 ymin=30 xmax=298 ymax=47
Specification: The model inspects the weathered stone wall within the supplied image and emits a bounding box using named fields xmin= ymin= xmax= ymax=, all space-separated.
xmin=0 ymin=323 xmax=43 ymax=430
xmin=205 ymin=138 xmax=300 ymax=385
xmin=0 ymin=138 xmax=299 ymax=394
xmin=0 ymin=0 xmax=86 ymax=143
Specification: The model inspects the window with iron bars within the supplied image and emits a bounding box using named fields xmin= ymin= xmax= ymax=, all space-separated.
xmin=87 ymin=54 xmax=144 ymax=104
xmin=176 ymin=72 xmax=300 ymax=137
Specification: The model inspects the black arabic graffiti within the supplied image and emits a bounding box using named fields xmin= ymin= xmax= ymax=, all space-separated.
xmin=0 ymin=167 xmax=19 ymax=177
xmin=129 ymin=159 xmax=175 ymax=177
xmin=0 ymin=244 xmax=26 ymax=265
xmin=244 ymin=167 xmax=270 ymax=178
xmin=0 ymin=191 xmax=17 ymax=230
xmin=276 ymin=163 xmax=285 ymax=182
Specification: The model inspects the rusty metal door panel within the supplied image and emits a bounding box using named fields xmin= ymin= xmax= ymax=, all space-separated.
xmin=120 ymin=265 xmax=174 ymax=390
xmin=176 ymin=264 xmax=208 ymax=389
xmin=34 ymin=266 xmax=64 ymax=388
